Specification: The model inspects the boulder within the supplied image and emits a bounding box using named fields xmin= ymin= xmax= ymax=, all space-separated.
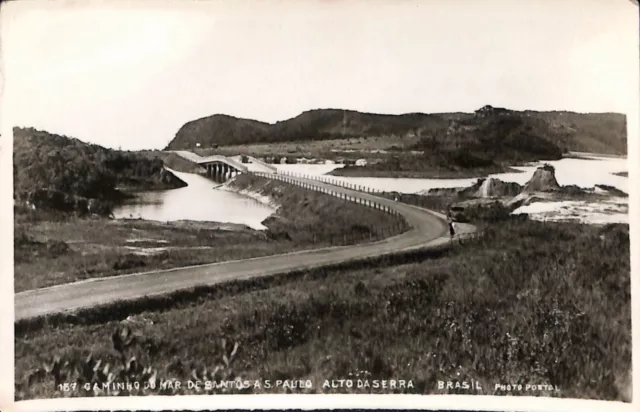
xmin=522 ymin=164 xmax=560 ymax=193
xmin=454 ymin=179 xmax=484 ymax=197
xmin=468 ymin=177 xmax=522 ymax=198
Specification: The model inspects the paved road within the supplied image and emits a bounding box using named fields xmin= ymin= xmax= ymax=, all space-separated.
xmin=169 ymin=150 xmax=278 ymax=173
xmin=15 ymin=175 xmax=475 ymax=321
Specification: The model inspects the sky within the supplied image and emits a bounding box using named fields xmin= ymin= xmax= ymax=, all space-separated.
xmin=1 ymin=0 xmax=638 ymax=150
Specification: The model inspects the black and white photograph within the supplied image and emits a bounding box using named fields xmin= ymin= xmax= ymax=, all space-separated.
xmin=1 ymin=0 xmax=638 ymax=411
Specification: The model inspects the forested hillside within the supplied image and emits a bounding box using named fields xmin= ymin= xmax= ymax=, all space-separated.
xmin=416 ymin=109 xmax=565 ymax=163
xmin=13 ymin=127 xmax=186 ymax=215
xmin=331 ymin=108 xmax=567 ymax=177
xmin=523 ymin=110 xmax=627 ymax=154
xmin=165 ymin=106 xmax=627 ymax=155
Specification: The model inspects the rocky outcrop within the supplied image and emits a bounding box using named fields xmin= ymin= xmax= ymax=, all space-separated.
xmin=446 ymin=164 xmax=627 ymax=222
xmin=505 ymin=192 xmax=555 ymax=210
xmin=463 ymin=177 xmax=522 ymax=198
xmin=425 ymin=187 xmax=462 ymax=196
xmin=594 ymin=184 xmax=628 ymax=198
xmin=522 ymin=164 xmax=561 ymax=193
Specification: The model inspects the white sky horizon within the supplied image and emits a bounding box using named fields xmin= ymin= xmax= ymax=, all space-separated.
xmin=1 ymin=0 xmax=639 ymax=150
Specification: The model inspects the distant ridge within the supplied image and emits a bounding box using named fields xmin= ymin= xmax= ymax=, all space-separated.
xmin=165 ymin=106 xmax=627 ymax=155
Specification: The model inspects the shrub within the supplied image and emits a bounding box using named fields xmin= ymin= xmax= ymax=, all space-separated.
xmin=112 ymin=254 xmax=146 ymax=271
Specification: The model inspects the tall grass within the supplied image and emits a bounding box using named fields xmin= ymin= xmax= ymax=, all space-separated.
xmin=15 ymin=218 xmax=631 ymax=400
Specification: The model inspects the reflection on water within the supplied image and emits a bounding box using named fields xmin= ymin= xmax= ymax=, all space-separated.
xmin=276 ymin=156 xmax=628 ymax=194
xmin=113 ymin=169 xmax=275 ymax=230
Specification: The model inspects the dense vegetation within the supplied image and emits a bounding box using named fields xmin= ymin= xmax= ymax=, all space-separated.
xmin=166 ymin=110 xmax=452 ymax=149
xmin=15 ymin=219 xmax=630 ymax=400
xmin=136 ymin=150 xmax=204 ymax=174
xmin=166 ymin=106 xmax=627 ymax=155
xmin=13 ymin=127 xmax=186 ymax=214
xmin=331 ymin=110 xmax=569 ymax=177
xmin=523 ymin=110 xmax=627 ymax=154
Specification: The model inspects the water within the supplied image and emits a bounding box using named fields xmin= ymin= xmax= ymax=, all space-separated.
xmin=512 ymin=198 xmax=629 ymax=225
xmin=114 ymin=156 xmax=628 ymax=228
xmin=112 ymin=169 xmax=276 ymax=230
xmin=278 ymin=156 xmax=629 ymax=225
xmin=276 ymin=156 xmax=628 ymax=194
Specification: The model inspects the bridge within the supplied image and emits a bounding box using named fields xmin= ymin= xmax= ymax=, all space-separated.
xmin=198 ymin=155 xmax=248 ymax=180
xmin=169 ymin=151 xmax=277 ymax=179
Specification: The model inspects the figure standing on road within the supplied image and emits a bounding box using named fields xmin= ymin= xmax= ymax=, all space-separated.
xmin=448 ymin=217 xmax=456 ymax=242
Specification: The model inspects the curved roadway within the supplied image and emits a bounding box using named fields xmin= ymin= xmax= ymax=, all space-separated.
xmin=15 ymin=175 xmax=475 ymax=321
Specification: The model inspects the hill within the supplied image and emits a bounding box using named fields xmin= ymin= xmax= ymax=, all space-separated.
xmin=165 ymin=106 xmax=627 ymax=155
xmin=166 ymin=114 xmax=271 ymax=150
xmin=331 ymin=108 xmax=568 ymax=177
xmin=523 ymin=110 xmax=627 ymax=154
xmin=13 ymin=127 xmax=186 ymax=215
xmin=166 ymin=109 xmax=458 ymax=149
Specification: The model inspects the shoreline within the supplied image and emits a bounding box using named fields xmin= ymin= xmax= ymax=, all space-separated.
xmin=327 ymin=165 xmax=524 ymax=179
xmin=218 ymin=177 xmax=280 ymax=211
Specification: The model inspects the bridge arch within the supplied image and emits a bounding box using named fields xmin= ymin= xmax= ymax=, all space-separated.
xmin=197 ymin=155 xmax=248 ymax=181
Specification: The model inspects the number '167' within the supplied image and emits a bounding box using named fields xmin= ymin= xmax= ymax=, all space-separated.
xmin=57 ymin=382 xmax=77 ymax=392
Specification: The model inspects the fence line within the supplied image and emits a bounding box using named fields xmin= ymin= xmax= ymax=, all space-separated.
xmin=249 ymin=170 xmax=408 ymax=231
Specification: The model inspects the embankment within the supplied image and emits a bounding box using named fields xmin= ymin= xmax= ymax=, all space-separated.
xmin=226 ymin=173 xmax=408 ymax=244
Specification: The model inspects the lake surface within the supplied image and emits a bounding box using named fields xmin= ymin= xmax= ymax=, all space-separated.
xmin=114 ymin=156 xmax=628 ymax=227
xmin=112 ymin=169 xmax=276 ymax=230
xmin=275 ymin=156 xmax=628 ymax=194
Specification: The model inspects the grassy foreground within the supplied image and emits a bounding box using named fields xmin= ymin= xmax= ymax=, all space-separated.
xmin=15 ymin=218 xmax=630 ymax=401
xmin=15 ymin=175 xmax=406 ymax=292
